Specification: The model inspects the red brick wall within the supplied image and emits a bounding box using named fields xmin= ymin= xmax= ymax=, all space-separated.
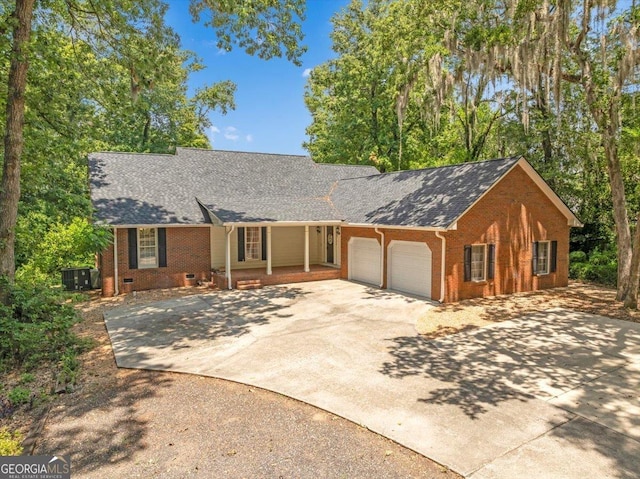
xmin=444 ymin=164 xmax=570 ymax=302
xmin=341 ymin=164 xmax=571 ymax=302
xmin=100 ymin=226 xmax=211 ymax=297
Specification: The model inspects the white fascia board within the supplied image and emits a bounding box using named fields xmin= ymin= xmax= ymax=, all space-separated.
xmin=222 ymin=220 xmax=343 ymax=227
xmin=110 ymin=223 xmax=211 ymax=228
xmin=343 ymin=223 xmax=447 ymax=232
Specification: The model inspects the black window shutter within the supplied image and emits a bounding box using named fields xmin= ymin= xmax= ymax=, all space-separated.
xmin=261 ymin=227 xmax=267 ymax=261
xmin=463 ymin=245 xmax=472 ymax=282
xmin=128 ymin=228 xmax=138 ymax=269
xmin=532 ymin=241 xmax=539 ymax=275
xmin=237 ymin=227 xmax=245 ymax=262
xmin=158 ymin=228 xmax=167 ymax=267
xmin=550 ymin=240 xmax=558 ymax=273
xmin=488 ymin=244 xmax=496 ymax=280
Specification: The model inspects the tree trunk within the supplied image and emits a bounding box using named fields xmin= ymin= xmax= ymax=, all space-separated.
xmin=624 ymin=210 xmax=640 ymax=309
xmin=141 ymin=110 xmax=151 ymax=149
xmin=0 ymin=0 xmax=35 ymax=304
xmin=601 ymin=120 xmax=633 ymax=302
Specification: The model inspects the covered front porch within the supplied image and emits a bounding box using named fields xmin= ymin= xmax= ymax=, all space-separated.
xmin=211 ymin=264 xmax=341 ymax=289
xmin=211 ymin=223 xmax=342 ymax=290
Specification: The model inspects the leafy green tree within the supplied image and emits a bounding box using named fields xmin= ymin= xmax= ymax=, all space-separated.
xmin=304 ymin=0 xmax=511 ymax=171
xmin=0 ymin=0 xmax=306 ymax=304
xmin=460 ymin=1 xmax=640 ymax=306
xmin=306 ymin=0 xmax=639 ymax=307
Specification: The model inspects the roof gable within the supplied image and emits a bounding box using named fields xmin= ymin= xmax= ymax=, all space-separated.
xmin=510 ymin=158 xmax=582 ymax=227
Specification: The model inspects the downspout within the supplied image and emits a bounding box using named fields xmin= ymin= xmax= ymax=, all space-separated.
xmin=435 ymin=231 xmax=446 ymax=303
xmin=226 ymin=225 xmax=235 ymax=290
xmin=113 ymin=227 xmax=119 ymax=296
xmin=374 ymin=227 xmax=384 ymax=288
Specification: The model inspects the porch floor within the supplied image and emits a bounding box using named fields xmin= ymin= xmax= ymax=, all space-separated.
xmin=212 ymin=264 xmax=341 ymax=289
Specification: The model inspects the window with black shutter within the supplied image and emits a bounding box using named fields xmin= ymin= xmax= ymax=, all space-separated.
xmin=533 ymin=241 xmax=552 ymax=275
xmin=550 ymin=240 xmax=558 ymax=273
xmin=237 ymin=227 xmax=245 ymax=262
xmin=464 ymin=245 xmax=472 ymax=282
xmin=129 ymin=227 xmax=166 ymax=269
xmin=128 ymin=228 xmax=138 ymax=269
xmin=487 ymin=244 xmax=496 ymax=280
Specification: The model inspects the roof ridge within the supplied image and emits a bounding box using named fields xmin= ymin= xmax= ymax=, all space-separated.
xmin=89 ymin=151 xmax=176 ymax=157
xmin=335 ymin=156 xmax=521 ymax=182
xmin=315 ymin=163 xmax=379 ymax=168
xmin=176 ymin=146 xmax=310 ymax=159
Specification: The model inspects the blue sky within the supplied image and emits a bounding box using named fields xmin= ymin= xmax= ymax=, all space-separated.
xmin=165 ymin=1 xmax=351 ymax=156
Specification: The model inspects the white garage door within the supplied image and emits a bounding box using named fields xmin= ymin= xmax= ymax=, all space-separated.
xmin=388 ymin=241 xmax=432 ymax=298
xmin=348 ymin=237 xmax=381 ymax=286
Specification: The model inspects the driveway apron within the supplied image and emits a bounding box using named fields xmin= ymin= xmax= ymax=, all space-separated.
xmin=104 ymin=280 xmax=640 ymax=478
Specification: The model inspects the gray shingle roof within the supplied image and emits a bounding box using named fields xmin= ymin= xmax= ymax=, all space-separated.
xmin=89 ymin=148 xmax=528 ymax=228
xmin=89 ymin=148 xmax=378 ymax=225
xmin=331 ymin=157 xmax=521 ymax=229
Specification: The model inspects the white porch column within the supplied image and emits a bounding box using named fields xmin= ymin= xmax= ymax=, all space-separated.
xmin=113 ymin=227 xmax=119 ymax=296
xmin=266 ymin=226 xmax=272 ymax=275
xmin=225 ymin=226 xmax=234 ymax=290
xmin=304 ymin=225 xmax=310 ymax=272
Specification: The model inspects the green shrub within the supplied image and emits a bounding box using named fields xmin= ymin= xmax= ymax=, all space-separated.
xmin=0 ymin=278 xmax=88 ymax=370
xmin=569 ymin=248 xmax=617 ymax=287
xmin=0 ymin=427 xmax=23 ymax=455
xmin=56 ymin=352 xmax=80 ymax=390
xmin=19 ymin=373 xmax=35 ymax=384
xmin=15 ymin=218 xmax=111 ymax=288
xmin=569 ymin=250 xmax=587 ymax=263
xmin=8 ymin=386 xmax=30 ymax=406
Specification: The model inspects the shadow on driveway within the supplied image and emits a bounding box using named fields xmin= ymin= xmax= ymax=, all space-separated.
xmin=105 ymin=286 xmax=307 ymax=367
xmin=103 ymin=282 xmax=640 ymax=479
xmin=380 ymin=309 xmax=640 ymax=478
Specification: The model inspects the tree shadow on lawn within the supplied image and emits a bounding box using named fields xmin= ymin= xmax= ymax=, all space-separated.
xmin=36 ymin=371 xmax=173 ymax=475
xmin=428 ymin=282 xmax=640 ymax=326
xmin=380 ymin=308 xmax=640 ymax=478
xmin=105 ymin=285 xmax=307 ymax=365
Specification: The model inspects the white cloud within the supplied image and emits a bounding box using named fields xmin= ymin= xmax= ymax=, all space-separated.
xmin=209 ymin=125 xmax=220 ymax=134
xmin=246 ymin=134 xmax=253 ymax=143
xmin=302 ymin=68 xmax=312 ymax=78
xmin=224 ymin=126 xmax=239 ymax=141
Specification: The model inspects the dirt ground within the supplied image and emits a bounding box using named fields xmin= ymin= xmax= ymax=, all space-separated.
xmin=3 ymin=280 xmax=638 ymax=478
xmin=25 ymin=285 xmax=455 ymax=478
xmin=417 ymin=282 xmax=639 ymax=337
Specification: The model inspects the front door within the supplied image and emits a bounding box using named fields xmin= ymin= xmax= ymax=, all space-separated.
xmin=326 ymin=226 xmax=335 ymax=264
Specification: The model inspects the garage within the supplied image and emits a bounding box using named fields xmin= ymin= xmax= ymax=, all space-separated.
xmin=348 ymin=237 xmax=381 ymax=286
xmin=387 ymin=240 xmax=432 ymax=298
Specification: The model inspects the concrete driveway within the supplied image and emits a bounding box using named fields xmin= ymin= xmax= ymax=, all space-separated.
xmin=104 ymin=279 xmax=640 ymax=478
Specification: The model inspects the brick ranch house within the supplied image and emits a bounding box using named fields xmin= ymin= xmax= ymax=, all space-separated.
xmin=89 ymin=147 xmax=582 ymax=302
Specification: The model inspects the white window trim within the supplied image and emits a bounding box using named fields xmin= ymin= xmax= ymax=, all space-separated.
xmin=245 ymin=226 xmax=262 ymax=261
xmin=138 ymin=227 xmax=158 ymax=269
xmin=537 ymin=240 xmax=551 ymax=275
xmin=471 ymin=244 xmax=487 ymax=282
